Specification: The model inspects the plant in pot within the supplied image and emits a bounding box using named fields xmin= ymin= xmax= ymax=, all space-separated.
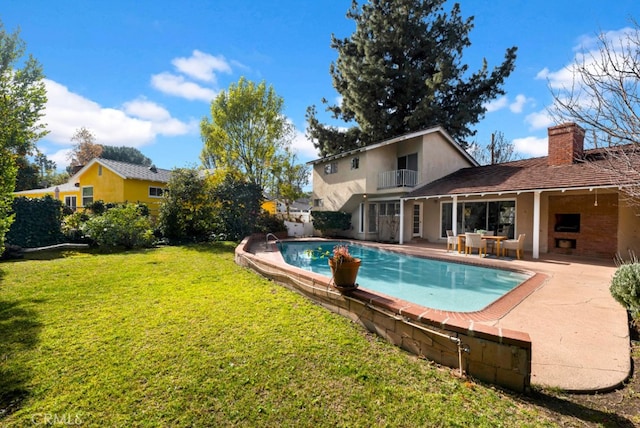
xmin=328 ymin=244 xmax=361 ymax=292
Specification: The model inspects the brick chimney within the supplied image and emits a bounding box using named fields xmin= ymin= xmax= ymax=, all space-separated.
xmin=547 ymin=123 xmax=585 ymax=166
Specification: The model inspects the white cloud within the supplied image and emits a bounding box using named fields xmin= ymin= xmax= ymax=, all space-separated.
xmin=513 ymin=136 xmax=548 ymax=157
xmin=151 ymin=72 xmax=217 ymax=102
xmin=509 ymin=94 xmax=529 ymax=113
xmin=525 ymin=110 xmax=554 ymax=130
xmin=123 ymin=98 xmax=197 ymax=136
xmin=537 ymin=27 xmax=636 ymax=91
xmin=484 ymin=96 xmax=508 ymax=113
xmin=122 ymin=98 xmax=171 ymax=121
xmin=42 ymin=79 xmax=192 ymax=151
xmin=290 ymin=128 xmax=319 ymax=161
xmin=535 ymin=65 xmax=575 ymax=90
xmin=172 ymin=50 xmax=232 ymax=83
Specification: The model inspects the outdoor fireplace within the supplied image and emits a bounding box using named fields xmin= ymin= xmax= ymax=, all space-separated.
xmin=554 ymin=213 xmax=580 ymax=233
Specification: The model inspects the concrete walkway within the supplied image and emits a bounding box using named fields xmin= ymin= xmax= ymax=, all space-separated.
xmin=402 ymin=243 xmax=631 ymax=392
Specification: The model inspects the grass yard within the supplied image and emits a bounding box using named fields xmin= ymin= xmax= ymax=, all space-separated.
xmin=0 ymin=243 xmax=631 ymax=426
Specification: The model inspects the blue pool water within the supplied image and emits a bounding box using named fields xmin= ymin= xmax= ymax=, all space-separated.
xmin=279 ymin=241 xmax=531 ymax=312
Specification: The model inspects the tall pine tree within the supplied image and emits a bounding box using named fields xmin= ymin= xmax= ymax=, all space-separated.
xmin=306 ymin=0 xmax=517 ymax=157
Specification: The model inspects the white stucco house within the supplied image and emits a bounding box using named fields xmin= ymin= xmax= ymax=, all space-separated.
xmin=309 ymin=123 xmax=640 ymax=259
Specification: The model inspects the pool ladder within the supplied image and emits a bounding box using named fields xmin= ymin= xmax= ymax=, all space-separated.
xmin=265 ymin=233 xmax=280 ymax=252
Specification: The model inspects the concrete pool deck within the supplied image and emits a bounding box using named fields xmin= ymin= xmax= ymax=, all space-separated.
xmin=253 ymin=238 xmax=631 ymax=392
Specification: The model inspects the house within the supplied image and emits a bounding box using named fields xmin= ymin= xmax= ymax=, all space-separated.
xmin=308 ymin=126 xmax=478 ymax=242
xmin=15 ymin=158 xmax=171 ymax=216
xmin=310 ymin=123 xmax=640 ymax=259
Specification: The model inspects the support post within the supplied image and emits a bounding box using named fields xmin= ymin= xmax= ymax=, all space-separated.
xmin=533 ymin=191 xmax=541 ymax=259
xmin=399 ymin=199 xmax=405 ymax=244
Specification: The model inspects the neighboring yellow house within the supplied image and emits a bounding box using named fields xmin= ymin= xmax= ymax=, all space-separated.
xmin=15 ymin=158 xmax=171 ymax=216
xmin=261 ymin=197 xmax=277 ymax=215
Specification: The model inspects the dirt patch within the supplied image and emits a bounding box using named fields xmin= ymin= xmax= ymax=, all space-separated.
xmin=525 ymin=338 xmax=640 ymax=426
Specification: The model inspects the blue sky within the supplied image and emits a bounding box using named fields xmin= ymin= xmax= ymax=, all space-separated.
xmin=3 ymin=0 xmax=640 ymax=172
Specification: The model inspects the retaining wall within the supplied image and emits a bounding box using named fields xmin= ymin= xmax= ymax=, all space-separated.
xmin=235 ymin=236 xmax=532 ymax=392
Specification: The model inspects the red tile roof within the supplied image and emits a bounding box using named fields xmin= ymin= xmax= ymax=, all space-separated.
xmin=406 ymin=146 xmax=640 ymax=198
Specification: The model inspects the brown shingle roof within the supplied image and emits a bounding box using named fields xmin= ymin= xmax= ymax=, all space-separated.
xmin=406 ymin=146 xmax=640 ymax=198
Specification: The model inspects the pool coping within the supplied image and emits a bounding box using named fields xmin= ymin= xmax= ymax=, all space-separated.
xmin=276 ymin=238 xmax=548 ymax=325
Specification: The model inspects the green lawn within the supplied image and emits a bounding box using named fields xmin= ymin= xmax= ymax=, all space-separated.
xmin=0 ymin=243 xmax=567 ymax=426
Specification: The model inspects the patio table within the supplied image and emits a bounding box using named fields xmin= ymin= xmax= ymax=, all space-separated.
xmin=457 ymin=234 xmax=507 ymax=257
xmin=482 ymin=235 xmax=507 ymax=257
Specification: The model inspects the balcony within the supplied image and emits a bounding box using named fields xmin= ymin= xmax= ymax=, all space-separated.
xmin=377 ymin=169 xmax=419 ymax=190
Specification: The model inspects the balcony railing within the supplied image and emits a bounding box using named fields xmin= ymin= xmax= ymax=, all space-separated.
xmin=377 ymin=169 xmax=419 ymax=190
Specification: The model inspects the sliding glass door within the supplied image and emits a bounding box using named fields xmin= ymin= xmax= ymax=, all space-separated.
xmin=441 ymin=200 xmax=515 ymax=238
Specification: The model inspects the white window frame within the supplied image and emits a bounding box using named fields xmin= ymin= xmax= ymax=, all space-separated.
xmin=65 ymin=196 xmax=77 ymax=211
xmin=81 ymin=186 xmax=93 ymax=207
xmin=149 ymin=186 xmax=165 ymax=198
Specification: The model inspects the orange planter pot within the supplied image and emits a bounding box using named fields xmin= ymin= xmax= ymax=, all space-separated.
xmin=328 ymin=258 xmax=361 ymax=290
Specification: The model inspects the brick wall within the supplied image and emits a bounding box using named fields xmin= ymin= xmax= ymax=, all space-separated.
xmin=548 ymin=123 xmax=585 ymax=166
xmin=548 ymin=193 xmax=618 ymax=258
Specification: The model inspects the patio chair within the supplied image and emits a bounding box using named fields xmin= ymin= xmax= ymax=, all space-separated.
xmin=446 ymin=230 xmax=457 ymax=252
xmin=502 ymin=234 xmax=526 ymax=259
xmin=464 ymin=233 xmax=487 ymax=257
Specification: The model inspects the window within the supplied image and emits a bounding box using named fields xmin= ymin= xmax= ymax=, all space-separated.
xmin=351 ymin=157 xmax=359 ymax=169
xmin=440 ymin=200 xmax=516 ymax=238
xmin=398 ymin=153 xmax=418 ymax=171
xmin=368 ymin=203 xmax=378 ymax=233
xmin=64 ymin=196 xmax=77 ymax=211
xmin=149 ymin=187 xmax=165 ymax=198
xmin=324 ymin=162 xmax=338 ymax=175
xmin=98 ymin=165 xmax=102 ymax=176
xmin=378 ymin=202 xmax=400 ymax=216
xmin=82 ymin=186 xmax=93 ymax=207
xmin=313 ymin=199 xmax=323 ymax=207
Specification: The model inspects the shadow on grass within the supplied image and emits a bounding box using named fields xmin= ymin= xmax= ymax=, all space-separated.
xmin=0 ymin=299 xmax=42 ymax=419
xmin=177 ymin=241 xmax=238 ymax=255
xmin=519 ymin=389 xmax=636 ymax=427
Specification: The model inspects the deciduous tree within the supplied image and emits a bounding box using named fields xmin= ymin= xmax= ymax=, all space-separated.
xmin=67 ymin=127 xmax=102 ymax=171
xmin=548 ymin=21 xmax=640 ymax=207
xmin=306 ymin=0 xmax=517 ymax=156
xmin=467 ymin=131 xmax=516 ymax=165
xmin=200 ymin=77 xmax=295 ymax=193
xmin=0 ymin=21 xmax=48 ymax=253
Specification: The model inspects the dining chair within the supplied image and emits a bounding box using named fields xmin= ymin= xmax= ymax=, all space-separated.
xmin=464 ymin=233 xmax=487 ymax=256
xmin=446 ymin=229 xmax=457 ymax=252
xmin=502 ymin=234 xmax=526 ymax=259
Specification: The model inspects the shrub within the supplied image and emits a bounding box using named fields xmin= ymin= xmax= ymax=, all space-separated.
xmin=610 ymin=262 xmax=640 ymax=322
xmin=311 ymin=211 xmax=351 ymax=237
xmin=158 ymin=168 xmax=217 ymax=242
xmin=81 ymin=203 xmax=154 ymax=249
xmin=61 ymin=211 xmax=91 ymax=243
xmin=6 ymin=196 xmax=65 ymax=248
xmin=253 ymin=210 xmax=286 ymax=234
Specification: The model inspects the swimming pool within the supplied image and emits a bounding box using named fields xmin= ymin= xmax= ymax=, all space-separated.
xmin=279 ymin=241 xmax=531 ymax=312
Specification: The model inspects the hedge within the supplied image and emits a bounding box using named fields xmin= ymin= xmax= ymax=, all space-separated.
xmin=6 ymin=196 xmax=65 ymax=248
